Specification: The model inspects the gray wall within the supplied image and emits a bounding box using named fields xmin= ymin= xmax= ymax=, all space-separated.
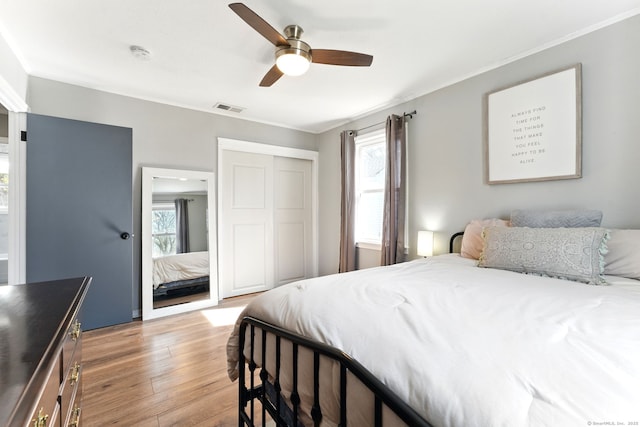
xmin=26 ymin=77 xmax=317 ymax=314
xmin=317 ymin=14 xmax=640 ymax=272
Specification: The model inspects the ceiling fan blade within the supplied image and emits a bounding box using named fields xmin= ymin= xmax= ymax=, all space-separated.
xmin=229 ymin=3 xmax=289 ymax=47
xmin=311 ymin=49 xmax=373 ymax=67
xmin=260 ymin=65 xmax=284 ymax=87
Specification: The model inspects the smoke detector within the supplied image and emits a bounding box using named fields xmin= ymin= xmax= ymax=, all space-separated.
xmin=130 ymin=45 xmax=151 ymax=60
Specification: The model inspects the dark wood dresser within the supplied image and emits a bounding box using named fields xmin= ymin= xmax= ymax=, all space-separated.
xmin=0 ymin=277 xmax=90 ymax=427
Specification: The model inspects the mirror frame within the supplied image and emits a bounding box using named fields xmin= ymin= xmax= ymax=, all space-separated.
xmin=141 ymin=166 xmax=218 ymax=320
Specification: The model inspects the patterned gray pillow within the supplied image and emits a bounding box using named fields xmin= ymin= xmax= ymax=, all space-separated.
xmin=510 ymin=209 xmax=603 ymax=228
xmin=478 ymin=226 xmax=609 ymax=285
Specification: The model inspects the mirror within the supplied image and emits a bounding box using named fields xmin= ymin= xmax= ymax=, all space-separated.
xmin=142 ymin=167 xmax=218 ymax=320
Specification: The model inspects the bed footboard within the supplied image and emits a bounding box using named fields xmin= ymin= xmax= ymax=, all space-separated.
xmin=238 ymin=316 xmax=432 ymax=427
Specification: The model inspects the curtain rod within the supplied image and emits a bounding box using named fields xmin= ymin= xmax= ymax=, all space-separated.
xmin=354 ymin=110 xmax=417 ymax=133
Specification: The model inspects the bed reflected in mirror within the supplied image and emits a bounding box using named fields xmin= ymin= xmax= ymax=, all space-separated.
xmin=142 ymin=167 xmax=218 ymax=320
xmin=151 ymin=177 xmax=209 ymax=309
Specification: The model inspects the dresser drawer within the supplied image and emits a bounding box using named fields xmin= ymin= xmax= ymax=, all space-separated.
xmin=62 ymin=318 xmax=82 ymax=375
xmin=64 ymin=375 xmax=83 ymax=427
xmin=29 ymin=353 xmax=61 ymax=427
xmin=61 ymin=360 xmax=81 ymax=422
xmin=61 ymin=363 xmax=82 ymax=427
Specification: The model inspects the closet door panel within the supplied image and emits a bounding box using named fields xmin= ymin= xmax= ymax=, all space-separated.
xmin=232 ymin=223 xmax=267 ymax=289
xmin=220 ymin=151 xmax=274 ymax=297
xmin=274 ymin=157 xmax=312 ymax=287
xmin=276 ymin=222 xmax=305 ymax=282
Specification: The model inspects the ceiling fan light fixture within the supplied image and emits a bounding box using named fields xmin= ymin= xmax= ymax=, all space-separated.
xmin=275 ymin=37 xmax=311 ymax=76
xmin=276 ymin=52 xmax=310 ymax=76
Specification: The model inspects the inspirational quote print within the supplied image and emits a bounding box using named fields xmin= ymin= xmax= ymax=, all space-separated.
xmin=485 ymin=64 xmax=581 ymax=184
xmin=511 ymin=106 xmax=546 ymax=165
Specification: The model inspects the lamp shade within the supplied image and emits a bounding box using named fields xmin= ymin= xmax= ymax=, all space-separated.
xmin=417 ymin=230 xmax=434 ymax=257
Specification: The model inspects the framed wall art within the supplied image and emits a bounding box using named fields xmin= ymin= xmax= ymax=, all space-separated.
xmin=483 ymin=64 xmax=582 ymax=184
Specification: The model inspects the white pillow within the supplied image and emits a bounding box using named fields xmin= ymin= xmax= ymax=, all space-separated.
xmin=604 ymin=229 xmax=640 ymax=280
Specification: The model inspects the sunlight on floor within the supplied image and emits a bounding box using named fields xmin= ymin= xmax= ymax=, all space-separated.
xmin=0 ymin=285 xmax=13 ymax=298
xmin=201 ymin=305 xmax=246 ymax=327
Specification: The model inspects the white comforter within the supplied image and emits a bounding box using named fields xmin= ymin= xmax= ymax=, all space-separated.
xmin=227 ymin=255 xmax=640 ymax=427
xmin=152 ymin=251 xmax=209 ymax=288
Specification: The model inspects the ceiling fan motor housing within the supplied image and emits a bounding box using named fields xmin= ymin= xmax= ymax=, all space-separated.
xmin=276 ymin=39 xmax=311 ymax=61
xmin=283 ymin=24 xmax=304 ymax=39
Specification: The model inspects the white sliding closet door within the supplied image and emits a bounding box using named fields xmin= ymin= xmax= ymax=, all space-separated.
xmin=219 ymin=143 xmax=315 ymax=298
xmin=274 ymin=156 xmax=312 ymax=287
xmin=220 ymin=150 xmax=274 ymax=297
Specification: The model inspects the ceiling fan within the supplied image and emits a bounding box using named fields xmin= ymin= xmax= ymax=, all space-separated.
xmin=229 ymin=3 xmax=374 ymax=87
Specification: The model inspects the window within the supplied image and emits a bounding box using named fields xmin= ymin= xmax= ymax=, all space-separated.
xmin=354 ymin=129 xmax=386 ymax=246
xmin=152 ymin=203 xmax=176 ymax=257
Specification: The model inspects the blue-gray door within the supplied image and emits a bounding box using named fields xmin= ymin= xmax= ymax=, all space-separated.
xmin=26 ymin=113 xmax=133 ymax=330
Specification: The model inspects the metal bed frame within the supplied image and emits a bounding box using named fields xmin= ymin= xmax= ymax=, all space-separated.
xmin=449 ymin=231 xmax=465 ymax=254
xmin=237 ymin=232 xmax=465 ymax=427
xmin=152 ymin=275 xmax=209 ymax=298
xmin=238 ymin=318 xmax=432 ymax=427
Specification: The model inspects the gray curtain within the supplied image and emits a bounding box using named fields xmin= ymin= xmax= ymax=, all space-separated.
xmin=339 ymin=130 xmax=356 ymax=272
xmin=175 ymin=198 xmax=190 ymax=254
xmin=380 ymin=115 xmax=407 ymax=266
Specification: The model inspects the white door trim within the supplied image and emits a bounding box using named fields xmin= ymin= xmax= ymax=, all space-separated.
xmin=217 ymin=137 xmax=319 ymax=296
xmin=0 ymin=67 xmax=28 ymax=285
xmin=7 ymin=112 xmax=26 ymax=284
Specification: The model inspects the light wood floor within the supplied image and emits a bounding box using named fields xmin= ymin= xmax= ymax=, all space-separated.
xmin=81 ymin=295 xmax=257 ymax=426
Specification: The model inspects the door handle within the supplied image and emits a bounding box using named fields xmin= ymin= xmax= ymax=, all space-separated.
xmin=120 ymin=232 xmax=133 ymax=240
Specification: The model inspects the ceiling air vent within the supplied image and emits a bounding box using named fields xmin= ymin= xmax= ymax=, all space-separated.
xmin=213 ymin=102 xmax=244 ymax=113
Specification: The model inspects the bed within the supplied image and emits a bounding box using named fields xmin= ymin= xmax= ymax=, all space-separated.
xmin=227 ymin=213 xmax=640 ymax=427
xmin=152 ymin=251 xmax=210 ymax=297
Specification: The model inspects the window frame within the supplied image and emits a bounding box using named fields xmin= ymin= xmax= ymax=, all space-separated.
xmin=354 ymin=128 xmax=386 ymax=248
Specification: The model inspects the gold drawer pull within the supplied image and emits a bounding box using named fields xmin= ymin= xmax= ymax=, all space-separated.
xmin=70 ymin=362 xmax=81 ymax=385
xmin=68 ymin=407 xmax=81 ymax=427
xmin=32 ymin=408 xmax=48 ymax=427
xmin=70 ymin=320 xmax=81 ymax=341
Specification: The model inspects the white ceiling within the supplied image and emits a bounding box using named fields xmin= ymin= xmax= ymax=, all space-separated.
xmin=1 ymin=1 xmax=639 ymax=134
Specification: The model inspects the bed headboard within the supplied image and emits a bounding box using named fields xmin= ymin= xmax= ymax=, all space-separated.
xmin=449 ymin=231 xmax=464 ymax=254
